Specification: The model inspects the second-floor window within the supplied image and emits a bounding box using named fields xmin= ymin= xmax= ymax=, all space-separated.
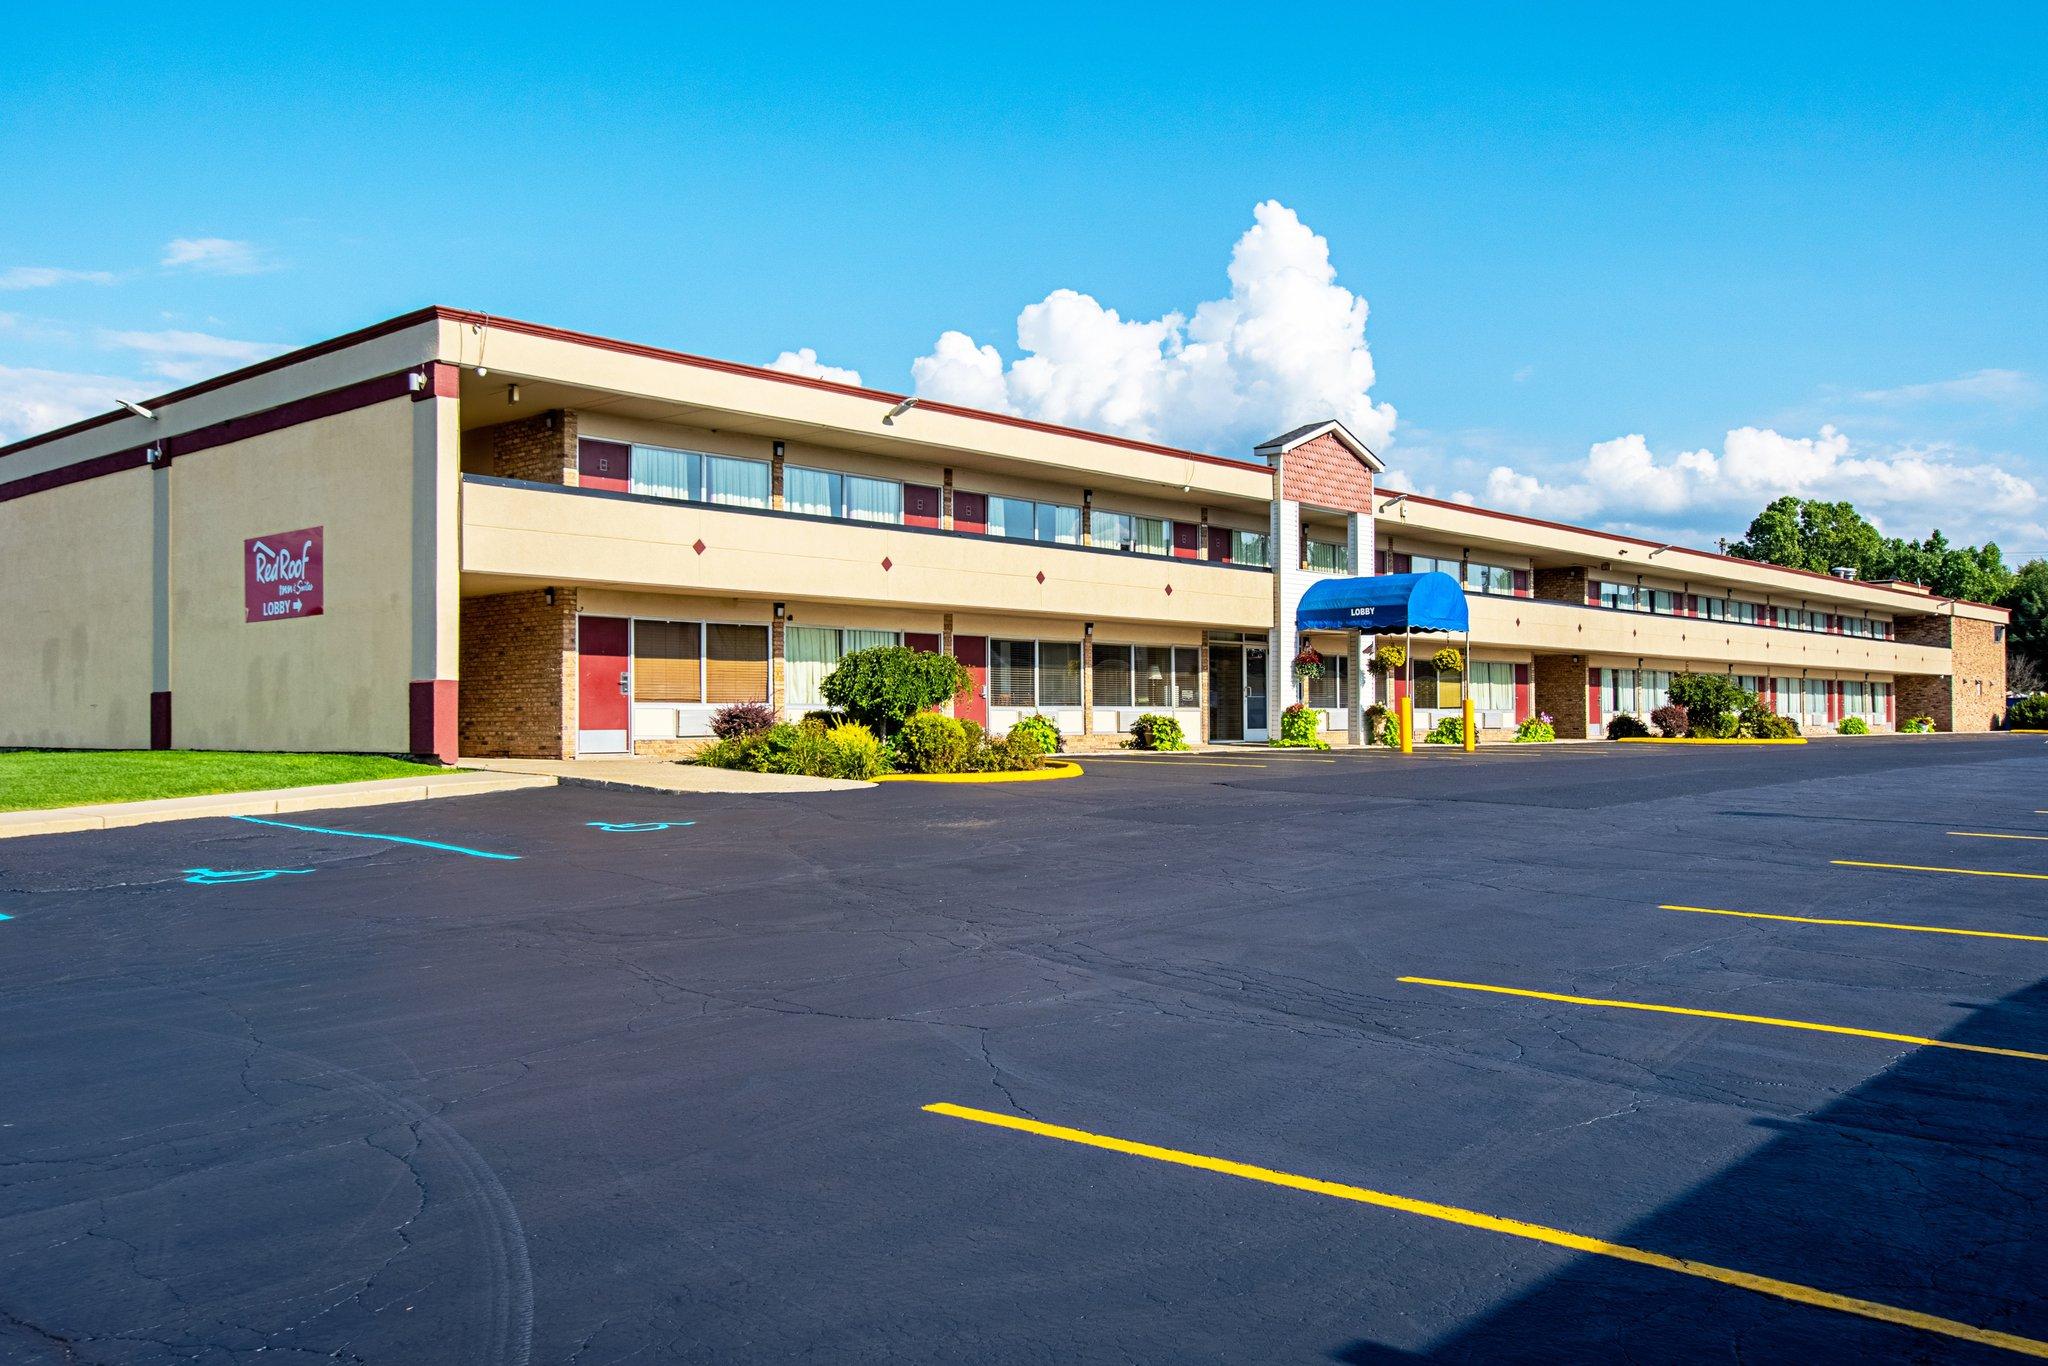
xmin=1463 ymin=562 xmax=1514 ymax=596
xmin=1305 ymin=539 xmax=1348 ymax=573
xmin=986 ymin=496 xmax=1081 ymax=544
xmin=1229 ymin=530 xmax=1271 ymax=567
xmin=629 ymin=444 xmax=771 ymax=510
xmin=1093 ymin=511 xmax=1170 ymax=555
xmin=785 ymin=466 xmax=902 ymax=524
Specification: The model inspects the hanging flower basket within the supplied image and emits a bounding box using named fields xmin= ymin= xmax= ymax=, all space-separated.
xmin=1291 ymin=645 xmax=1325 ymax=681
xmin=1370 ymin=643 xmax=1406 ymax=675
xmin=1432 ymin=646 xmax=1465 ymax=675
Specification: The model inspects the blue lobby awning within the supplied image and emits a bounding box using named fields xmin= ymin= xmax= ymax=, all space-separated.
xmin=1296 ymin=571 xmax=1469 ymax=635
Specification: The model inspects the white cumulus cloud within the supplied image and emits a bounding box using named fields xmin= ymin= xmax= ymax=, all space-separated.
xmin=0 ymin=266 xmax=119 ymax=291
xmin=764 ymin=347 xmax=862 ymax=387
xmin=0 ymin=364 xmax=143 ymax=444
xmin=100 ymin=328 xmax=291 ymax=381
xmin=910 ymin=200 xmax=1396 ymax=457
xmin=160 ymin=237 xmax=273 ymax=276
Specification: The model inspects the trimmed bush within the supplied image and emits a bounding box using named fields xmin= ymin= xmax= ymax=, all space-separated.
xmin=1650 ymin=703 xmax=1689 ymax=738
xmin=1011 ymin=713 xmax=1061 ymax=755
xmin=894 ymin=711 xmax=970 ymax=773
xmin=1606 ymin=713 xmax=1651 ymax=739
xmin=1668 ymin=672 xmax=1755 ymax=735
xmin=2008 ymin=693 xmax=2048 ymax=728
xmin=1271 ymin=702 xmax=1331 ymax=749
xmin=1423 ymin=715 xmax=1466 ymax=745
xmin=696 ymin=719 xmax=889 ymax=779
xmin=1512 ymin=713 xmax=1555 ymax=743
xmin=819 ymin=646 xmax=973 ymax=736
xmin=1695 ymin=712 xmax=1740 ymax=739
xmin=1747 ymin=710 xmax=1800 ymax=739
xmin=1838 ymin=716 xmax=1870 ymax=735
xmin=823 ymin=722 xmax=888 ymax=779
xmin=1128 ymin=713 xmax=1190 ymax=751
xmin=710 ymin=702 xmax=777 ymax=741
xmin=1901 ymin=715 xmax=1935 ymax=734
xmin=801 ymin=709 xmax=847 ymax=729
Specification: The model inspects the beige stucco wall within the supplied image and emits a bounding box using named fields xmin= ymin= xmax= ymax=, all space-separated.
xmin=0 ymin=469 xmax=156 ymax=747
xmin=1466 ymin=595 xmax=1949 ymax=675
xmin=461 ymin=479 xmax=1273 ymax=632
xmin=168 ymin=398 xmax=420 ymax=751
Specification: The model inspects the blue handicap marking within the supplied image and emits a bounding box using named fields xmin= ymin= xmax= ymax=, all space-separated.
xmin=184 ymin=867 xmax=317 ymax=885
xmin=586 ymin=821 xmax=697 ymax=833
xmin=230 ymin=815 xmax=519 ymax=860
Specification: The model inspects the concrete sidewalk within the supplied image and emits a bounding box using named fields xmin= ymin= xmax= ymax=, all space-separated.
xmin=0 ymin=769 xmax=556 ymax=839
xmin=459 ymin=755 xmax=871 ymax=794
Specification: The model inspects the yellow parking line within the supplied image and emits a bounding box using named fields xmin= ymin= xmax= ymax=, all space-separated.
xmin=1832 ymin=860 xmax=2048 ymax=882
xmin=923 ymin=1102 xmax=2048 ymax=1358
xmin=1659 ymin=904 xmax=2048 ymax=944
xmin=1397 ymin=976 xmax=2048 ymax=1064
xmin=1950 ymin=831 xmax=2048 ymax=842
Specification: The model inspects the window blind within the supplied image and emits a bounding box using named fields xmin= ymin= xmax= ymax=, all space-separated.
xmin=706 ymin=624 xmax=770 ymax=702
xmin=633 ymin=621 xmax=702 ymax=702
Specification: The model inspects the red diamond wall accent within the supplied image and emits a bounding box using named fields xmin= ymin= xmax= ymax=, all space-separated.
xmin=692 ymin=539 xmax=706 ymax=555
xmin=1165 ymin=584 xmax=1174 ymax=596
xmin=1035 ymin=571 xmax=1045 ymax=584
xmin=881 ymin=556 xmax=893 ymax=571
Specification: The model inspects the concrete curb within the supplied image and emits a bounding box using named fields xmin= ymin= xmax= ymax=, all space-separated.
xmin=873 ymin=761 xmax=1084 ymax=784
xmin=0 ymin=771 xmax=557 ymax=839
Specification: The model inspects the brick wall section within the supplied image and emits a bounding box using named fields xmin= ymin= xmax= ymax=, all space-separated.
xmin=1278 ymin=434 xmax=1375 ymax=512
xmin=1533 ymin=567 xmax=1588 ymax=604
xmin=458 ymin=589 xmax=578 ymax=757
xmin=489 ymin=410 xmax=579 ymax=485
xmin=1894 ymin=611 xmax=2008 ymax=730
xmin=1533 ymin=653 xmax=1590 ymax=739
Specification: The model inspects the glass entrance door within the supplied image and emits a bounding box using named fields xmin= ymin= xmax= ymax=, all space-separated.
xmin=1244 ymin=647 xmax=1269 ymax=741
xmin=1209 ymin=647 xmax=1244 ymax=742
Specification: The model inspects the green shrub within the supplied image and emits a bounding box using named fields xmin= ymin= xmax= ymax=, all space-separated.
xmin=1128 ymin=713 xmax=1190 ymax=751
xmin=1363 ymin=703 xmax=1391 ymax=745
xmin=1512 ymin=713 xmax=1555 ymax=743
xmin=1271 ymin=702 xmax=1331 ymax=749
xmin=1650 ymin=703 xmax=1689 ymax=738
xmin=893 ymin=711 xmax=969 ymax=773
xmin=2008 ymin=693 xmax=2048 ymax=728
xmin=1432 ymin=646 xmax=1464 ymax=675
xmin=801 ymin=709 xmax=847 ymax=729
xmin=1423 ymin=715 xmax=1466 ymax=745
xmin=696 ymin=719 xmax=889 ymax=778
xmin=819 ymin=646 xmax=973 ymax=736
xmin=1668 ymin=672 xmax=1755 ymax=735
xmin=1901 ymin=715 xmax=1935 ymax=733
xmin=958 ymin=723 xmax=1048 ymax=772
xmin=1371 ymin=643 xmax=1406 ymax=675
xmin=823 ymin=722 xmax=888 ymax=779
xmin=1838 ymin=715 xmax=1870 ymax=735
xmin=1746 ymin=711 xmax=1800 ymax=739
xmin=1011 ymin=713 xmax=1061 ymax=755
xmin=1696 ymin=712 xmax=1740 ymax=739
xmin=1606 ymin=713 xmax=1651 ymax=739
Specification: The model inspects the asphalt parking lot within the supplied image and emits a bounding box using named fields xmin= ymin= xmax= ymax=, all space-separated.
xmin=2 ymin=736 xmax=2044 ymax=1363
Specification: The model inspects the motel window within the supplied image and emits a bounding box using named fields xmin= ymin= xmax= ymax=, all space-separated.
xmin=990 ymin=639 xmax=1084 ymax=708
xmin=986 ymin=496 xmax=1081 ymax=544
xmin=1231 ymin=530 xmax=1271 ymax=567
xmin=1037 ymin=503 xmax=1081 ymax=545
xmin=1462 ymin=561 xmax=1515 ymax=597
xmin=632 ymin=621 xmax=704 ymax=703
xmin=1598 ymin=668 xmax=1674 ymax=719
xmin=785 ymin=626 xmax=903 ymax=708
xmin=1410 ymin=553 xmax=1458 ymax=579
xmin=705 ymin=623 xmax=771 ymax=703
xmin=1307 ymin=654 xmax=1350 ymax=709
xmin=1133 ymin=516 xmax=1169 ymax=555
xmin=1092 ymin=644 xmax=1134 ymax=707
xmin=1092 ymin=512 xmax=1171 ymax=556
xmin=625 ymin=443 xmax=770 ymax=510
xmin=785 ymin=466 xmax=903 ymax=524
xmin=1305 ymin=539 xmax=1348 ymax=573
xmin=1091 ymin=644 xmax=1199 ymax=708
xmin=1468 ymin=661 xmax=1515 ymax=713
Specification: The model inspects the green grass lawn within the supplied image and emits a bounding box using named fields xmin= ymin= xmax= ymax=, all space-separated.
xmin=0 ymin=750 xmax=447 ymax=812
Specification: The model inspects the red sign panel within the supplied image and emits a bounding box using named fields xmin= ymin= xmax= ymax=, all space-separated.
xmin=244 ymin=526 xmax=324 ymax=623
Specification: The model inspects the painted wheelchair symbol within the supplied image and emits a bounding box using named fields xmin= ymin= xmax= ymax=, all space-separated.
xmin=183 ymin=867 xmax=317 ymax=885
xmin=585 ymin=821 xmax=696 ymax=833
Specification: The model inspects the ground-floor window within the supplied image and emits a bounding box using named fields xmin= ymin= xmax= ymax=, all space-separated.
xmin=1599 ymin=668 xmax=1674 ymax=718
xmin=1468 ymin=660 xmax=1514 ymax=713
xmin=785 ymin=626 xmax=902 ymax=708
xmin=1773 ymin=676 xmax=1828 ymax=724
xmin=632 ymin=620 xmax=770 ymax=704
xmin=1092 ymin=643 xmax=1200 ymax=708
xmin=1306 ymin=653 xmax=1350 ymax=708
xmin=992 ymin=639 xmax=1083 ymax=708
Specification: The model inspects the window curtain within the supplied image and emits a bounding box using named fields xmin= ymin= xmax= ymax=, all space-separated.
xmin=1094 ymin=513 xmax=1134 ymax=551
xmin=785 ymin=626 xmax=837 ymax=708
xmin=844 ymin=476 xmax=901 ymax=524
xmin=988 ymin=497 xmax=1034 ymax=540
xmin=632 ymin=621 xmax=702 ymax=702
xmin=706 ymin=456 xmax=770 ymax=508
xmin=1037 ymin=642 xmax=1082 ymax=705
xmin=785 ymin=466 xmax=837 ymax=517
xmin=631 ymin=445 xmax=698 ymax=502
xmin=1093 ymin=645 xmax=1134 ymax=707
xmin=1135 ymin=518 xmax=1169 ymax=556
xmin=842 ymin=629 xmax=898 ymax=653
xmin=1233 ymin=531 xmax=1270 ymax=567
xmin=1037 ymin=504 xmax=1081 ymax=544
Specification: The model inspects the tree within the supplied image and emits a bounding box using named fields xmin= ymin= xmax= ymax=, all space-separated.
xmin=2005 ymin=559 xmax=2048 ymax=678
xmin=819 ymin=646 xmax=973 ymax=736
xmin=1728 ymin=496 xmax=2014 ymax=605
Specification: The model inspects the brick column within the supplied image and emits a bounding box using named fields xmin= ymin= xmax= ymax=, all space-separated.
xmin=771 ymin=617 xmax=787 ymax=715
xmin=1080 ymin=622 xmax=1095 ymax=736
xmin=1198 ymin=508 xmax=1210 ymax=559
xmin=489 ymin=410 xmax=579 ymax=484
xmin=459 ymin=588 xmax=579 ymax=758
xmin=1197 ymin=640 xmax=1211 ymax=744
xmin=771 ymin=440 xmax=786 ymax=511
xmin=1081 ymin=490 xmax=1093 ymax=545
xmin=941 ymin=468 xmax=954 ymax=530
xmin=1532 ymin=654 xmax=1589 ymax=739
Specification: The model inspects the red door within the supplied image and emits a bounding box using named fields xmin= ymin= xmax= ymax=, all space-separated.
xmin=577 ymin=616 xmax=630 ymax=752
xmin=1173 ymin=521 xmax=1199 ymax=559
xmin=953 ymin=491 xmax=988 ymax=534
xmin=578 ymin=439 xmax=631 ymax=492
xmin=952 ymin=635 xmax=988 ymax=727
xmin=905 ymin=632 xmax=941 ymax=654
xmin=905 ymin=484 xmax=941 ymax=529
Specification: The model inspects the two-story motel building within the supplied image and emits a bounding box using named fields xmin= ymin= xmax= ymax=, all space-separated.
xmin=0 ymin=308 xmax=2009 ymax=762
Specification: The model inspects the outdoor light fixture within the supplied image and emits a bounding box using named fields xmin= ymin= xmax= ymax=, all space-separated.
xmin=507 ymin=384 xmax=521 ymax=404
xmin=1646 ymin=543 xmax=1679 ymax=558
xmin=882 ymin=397 xmax=919 ymax=424
xmin=117 ymin=399 xmax=157 ymax=420
xmin=773 ymin=602 xmax=786 ymax=620
xmin=1378 ymin=492 xmax=1410 ymax=516
xmin=544 ymin=587 xmax=556 ymax=607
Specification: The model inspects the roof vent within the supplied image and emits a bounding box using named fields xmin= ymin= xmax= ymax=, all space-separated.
xmin=1830 ymin=566 xmax=1856 ymax=580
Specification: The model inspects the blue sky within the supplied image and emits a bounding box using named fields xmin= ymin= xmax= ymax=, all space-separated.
xmin=4 ymin=5 xmax=2043 ymax=554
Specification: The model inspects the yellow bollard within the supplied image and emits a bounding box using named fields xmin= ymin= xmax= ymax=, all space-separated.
xmin=1462 ymin=696 xmax=1477 ymax=752
xmin=1399 ymin=695 xmax=1414 ymax=754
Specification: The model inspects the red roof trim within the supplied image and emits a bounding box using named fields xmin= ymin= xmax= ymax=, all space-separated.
xmin=1377 ymin=486 xmax=2009 ymax=614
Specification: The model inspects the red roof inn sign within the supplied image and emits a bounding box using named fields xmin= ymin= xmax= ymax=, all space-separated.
xmin=244 ymin=527 xmax=324 ymax=622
